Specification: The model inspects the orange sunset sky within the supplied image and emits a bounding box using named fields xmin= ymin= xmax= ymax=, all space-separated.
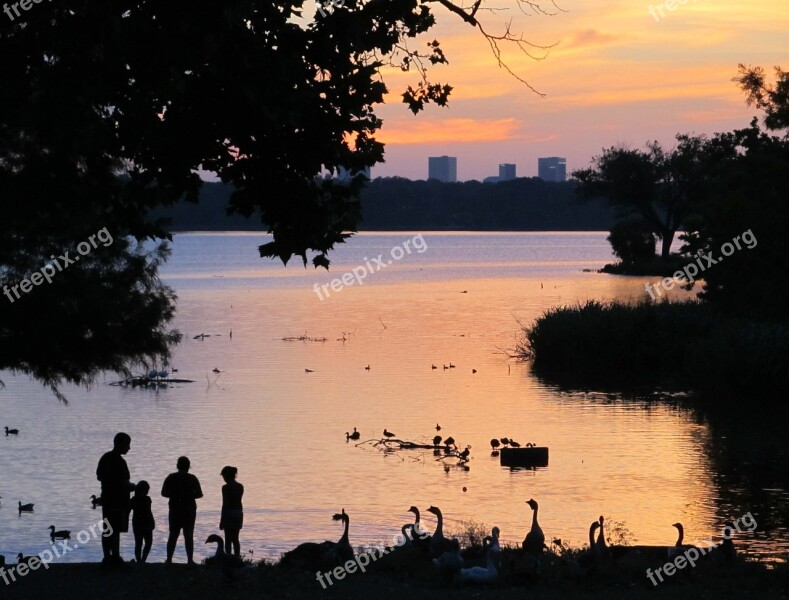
xmin=359 ymin=0 xmax=788 ymax=181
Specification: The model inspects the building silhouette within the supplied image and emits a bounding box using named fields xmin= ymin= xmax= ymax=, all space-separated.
xmin=428 ymin=156 xmax=457 ymax=182
xmin=499 ymin=163 xmax=516 ymax=181
xmin=538 ymin=157 xmax=566 ymax=182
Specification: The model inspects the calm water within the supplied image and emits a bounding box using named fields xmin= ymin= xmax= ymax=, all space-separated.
xmin=1 ymin=232 xmax=786 ymax=565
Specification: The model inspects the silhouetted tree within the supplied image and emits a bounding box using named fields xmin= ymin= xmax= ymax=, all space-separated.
xmin=0 ymin=1 xmax=558 ymax=393
xmin=606 ymin=216 xmax=656 ymax=265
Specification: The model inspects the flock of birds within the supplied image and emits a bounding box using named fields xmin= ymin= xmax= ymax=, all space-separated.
xmin=278 ymin=498 xmax=740 ymax=585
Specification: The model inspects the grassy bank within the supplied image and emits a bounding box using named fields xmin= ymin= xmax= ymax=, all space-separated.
xmin=1 ymin=555 xmax=786 ymax=599
xmin=516 ymin=299 xmax=789 ymax=399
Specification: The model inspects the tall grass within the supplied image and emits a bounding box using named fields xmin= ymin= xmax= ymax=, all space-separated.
xmin=517 ymin=299 xmax=789 ymax=399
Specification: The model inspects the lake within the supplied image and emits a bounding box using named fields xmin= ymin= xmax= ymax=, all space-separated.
xmin=1 ymin=232 xmax=786 ymax=565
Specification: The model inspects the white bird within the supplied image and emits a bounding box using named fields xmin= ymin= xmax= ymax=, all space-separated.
xmin=459 ymin=533 xmax=500 ymax=583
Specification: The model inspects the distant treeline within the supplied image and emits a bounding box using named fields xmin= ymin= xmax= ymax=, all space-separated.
xmin=150 ymin=178 xmax=615 ymax=231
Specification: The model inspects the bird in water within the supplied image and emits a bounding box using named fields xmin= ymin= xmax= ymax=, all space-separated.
xmin=48 ymin=526 xmax=71 ymax=541
xmin=433 ymin=435 xmax=442 ymax=446
xmin=435 ymin=423 xmax=441 ymax=431
xmin=304 ymin=368 xmax=313 ymax=373
xmin=444 ymin=436 xmax=456 ymax=448
xmin=364 ymin=365 xmax=370 ymax=371
xmin=459 ymin=446 xmax=471 ymax=460
xmin=18 ymin=501 xmax=34 ymax=514
xmin=431 ymin=364 xmax=437 ymax=370
xmin=490 ymin=439 xmax=501 ymax=450
xmin=5 ymin=427 xmax=19 ymax=436
xmin=346 ymin=428 xmax=361 ymax=441
xmin=383 ymin=429 xmax=396 ymax=439
xmin=90 ymin=495 xmax=102 ymax=508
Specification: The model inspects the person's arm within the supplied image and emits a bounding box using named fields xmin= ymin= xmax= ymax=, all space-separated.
xmin=193 ymin=476 xmax=203 ymax=500
xmin=161 ymin=475 xmax=171 ymax=498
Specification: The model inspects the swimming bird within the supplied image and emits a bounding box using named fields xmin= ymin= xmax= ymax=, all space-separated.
xmin=509 ymin=440 xmax=521 ymax=448
xmin=472 ymin=369 xmax=477 ymax=373
xmin=459 ymin=446 xmax=471 ymax=460
xmin=435 ymin=423 xmax=441 ymax=431
xmin=5 ymin=427 xmax=19 ymax=435
xmin=500 ymin=437 xmax=510 ymax=447
xmin=346 ymin=428 xmax=361 ymax=441
xmin=431 ymin=364 xmax=437 ymax=370
xmin=523 ymin=498 xmax=545 ymax=555
xmin=443 ymin=364 xmax=449 ymax=370
xmin=383 ymin=429 xmax=396 ymax=439
xmin=18 ymin=501 xmax=34 ymax=514
xmin=49 ymin=526 xmax=71 ymax=540
xmin=304 ymin=368 xmax=313 ymax=373
xmin=444 ymin=436 xmax=455 ymax=448
xmin=16 ymin=553 xmax=35 ymax=567
xmin=448 ymin=363 xmax=455 ymax=368
xmin=365 ymin=365 xmax=370 ymax=371
xmin=90 ymin=494 xmax=102 ymax=508
xmin=490 ymin=439 xmax=501 ymax=450
xmin=433 ymin=435 xmax=442 ymax=446
xmin=213 ymin=367 xmax=222 ymax=373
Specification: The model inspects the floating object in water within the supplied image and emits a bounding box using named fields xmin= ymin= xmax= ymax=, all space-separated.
xmin=435 ymin=423 xmax=441 ymax=431
xmin=346 ymin=428 xmax=360 ymax=441
xmin=213 ymin=368 xmax=221 ymax=373
xmin=365 ymin=365 xmax=370 ymax=371
xmin=304 ymin=368 xmax=313 ymax=373
xmin=48 ymin=526 xmax=71 ymax=540
xmin=5 ymin=427 xmax=19 ymax=435
xmin=18 ymin=501 xmax=34 ymax=513
xmin=90 ymin=494 xmax=102 ymax=508
xmin=500 ymin=447 xmax=549 ymax=468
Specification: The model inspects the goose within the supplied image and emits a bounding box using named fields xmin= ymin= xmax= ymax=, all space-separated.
xmin=668 ymin=522 xmax=699 ymax=558
xmin=459 ymin=531 xmax=500 ymax=584
xmin=433 ymin=435 xmax=442 ymax=446
xmin=575 ymin=521 xmax=602 ymax=573
xmin=346 ymin=428 xmax=361 ymax=441
xmin=522 ymin=498 xmax=545 ymax=555
xmin=5 ymin=427 xmax=19 ymax=435
xmin=432 ymin=538 xmax=464 ymax=579
xmin=330 ymin=509 xmax=353 ymax=563
xmin=49 ymin=526 xmax=71 ymax=540
xmin=18 ymin=501 xmax=34 ymax=513
xmin=205 ymin=534 xmax=244 ymax=577
xmin=426 ymin=505 xmax=456 ymax=558
xmin=407 ymin=506 xmax=430 ymax=551
xmin=17 ymin=553 xmax=35 ymax=567
xmin=90 ymin=494 xmax=102 ymax=508
xmin=596 ymin=516 xmax=610 ymax=558
xmin=280 ymin=509 xmax=351 ymax=569
xmin=383 ymin=429 xmax=396 ymax=439
xmin=443 ymin=364 xmax=449 ymax=370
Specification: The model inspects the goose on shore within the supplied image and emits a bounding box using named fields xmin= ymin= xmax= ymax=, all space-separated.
xmin=596 ymin=516 xmax=610 ymax=558
xmin=426 ymin=505 xmax=456 ymax=558
xmin=668 ymin=522 xmax=699 ymax=558
xmin=522 ymin=498 xmax=545 ymax=555
xmin=575 ymin=521 xmax=602 ymax=573
xmin=331 ymin=509 xmax=353 ymax=563
xmin=49 ymin=526 xmax=71 ymax=540
xmin=432 ymin=538 xmax=463 ymax=579
xmin=407 ymin=506 xmax=430 ymax=550
xmin=459 ymin=530 xmax=500 ymax=584
xmin=18 ymin=501 xmax=34 ymax=513
xmin=280 ymin=509 xmax=352 ymax=569
xmin=205 ymin=534 xmax=244 ymax=577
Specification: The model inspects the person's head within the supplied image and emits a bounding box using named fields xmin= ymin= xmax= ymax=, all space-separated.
xmin=135 ymin=480 xmax=150 ymax=496
xmin=177 ymin=456 xmax=190 ymax=472
xmin=221 ymin=466 xmax=237 ymax=483
xmin=113 ymin=432 xmax=131 ymax=454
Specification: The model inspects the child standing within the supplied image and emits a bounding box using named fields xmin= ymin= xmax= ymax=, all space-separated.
xmin=219 ymin=466 xmax=244 ymax=558
xmin=129 ymin=480 xmax=155 ymax=563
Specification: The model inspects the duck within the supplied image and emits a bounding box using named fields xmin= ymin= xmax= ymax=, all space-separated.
xmin=431 ymin=364 xmax=437 ymax=369
xmin=432 ymin=435 xmax=442 ymax=446
xmin=448 ymin=363 xmax=455 ymax=369
xmin=213 ymin=367 xmax=222 ymax=373
xmin=18 ymin=501 xmax=34 ymax=513
xmin=345 ymin=428 xmax=361 ymax=441
xmin=522 ymin=498 xmax=545 ymax=555
xmin=49 ymin=526 xmax=71 ymax=540
xmin=205 ymin=534 xmax=244 ymax=577
xmin=383 ymin=429 xmax=396 ymax=439
xmin=426 ymin=505 xmax=456 ymax=558
xmin=304 ymin=368 xmax=313 ymax=373
xmin=509 ymin=440 xmax=521 ymax=448
xmin=90 ymin=494 xmax=102 ymax=508
xmin=435 ymin=423 xmax=441 ymax=431
xmin=16 ymin=553 xmax=35 ymax=567
xmin=364 ymin=365 xmax=370 ymax=371
xmin=5 ymin=427 xmax=19 ymax=435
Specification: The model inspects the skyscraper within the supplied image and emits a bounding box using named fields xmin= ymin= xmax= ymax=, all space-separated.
xmin=499 ymin=163 xmax=516 ymax=181
xmin=428 ymin=156 xmax=457 ymax=182
xmin=538 ymin=157 xmax=567 ymax=182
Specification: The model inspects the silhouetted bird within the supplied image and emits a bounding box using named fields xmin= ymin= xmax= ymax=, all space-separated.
xmin=18 ymin=501 xmax=34 ymax=514
xmin=509 ymin=440 xmax=521 ymax=448
xmin=431 ymin=364 xmax=437 ymax=369
xmin=49 ymin=526 xmax=71 ymax=541
xmin=472 ymin=369 xmax=477 ymax=373
xmin=433 ymin=435 xmax=442 ymax=446
xmin=490 ymin=439 xmax=501 ymax=450
xmin=365 ymin=365 xmax=370 ymax=371
xmin=435 ymin=423 xmax=441 ymax=431
xmin=304 ymin=368 xmax=314 ymax=373
xmin=459 ymin=446 xmax=471 ymax=460
xmin=213 ymin=367 xmax=221 ymax=373
xmin=5 ymin=427 xmax=19 ymax=435
xmin=444 ymin=436 xmax=455 ymax=447
xmin=383 ymin=429 xmax=396 ymax=439
xmin=90 ymin=494 xmax=102 ymax=508
xmin=500 ymin=437 xmax=510 ymax=446
xmin=346 ymin=428 xmax=361 ymax=441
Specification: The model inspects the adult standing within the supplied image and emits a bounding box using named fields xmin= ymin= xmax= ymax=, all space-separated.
xmin=96 ymin=432 xmax=136 ymax=565
xmin=161 ymin=456 xmax=203 ymax=564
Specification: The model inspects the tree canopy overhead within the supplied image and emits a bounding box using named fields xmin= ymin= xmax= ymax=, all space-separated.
xmin=1 ymin=0 xmax=558 ymax=393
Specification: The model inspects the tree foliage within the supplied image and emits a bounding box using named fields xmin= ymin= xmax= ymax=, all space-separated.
xmin=1 ymin=0 xmax=556 ymax=392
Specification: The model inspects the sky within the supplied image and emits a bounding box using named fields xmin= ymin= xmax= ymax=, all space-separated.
xmin=360 ymin=0 xmax=788 ymax=181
